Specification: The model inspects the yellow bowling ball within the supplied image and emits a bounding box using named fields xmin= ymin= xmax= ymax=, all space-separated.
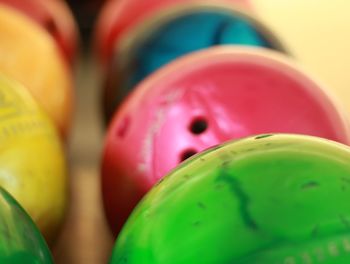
xmin=0 ymin=5 xmax=73 ymax=139
xmin=0 ymin=75 xmax=68 ymax=244
xmin=251 ymin=0 xmax=350 ymax=116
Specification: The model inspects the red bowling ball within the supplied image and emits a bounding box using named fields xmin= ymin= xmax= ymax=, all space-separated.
xmin=0 ymin=0 xmax=79 ymax=65
xmin=101 ymin=47 xmax=350 ymax=235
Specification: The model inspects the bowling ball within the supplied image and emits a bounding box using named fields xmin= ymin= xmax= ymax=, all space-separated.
xmin=0 ymin=187 xmax=53 ymax=263
xmin=0 ymin=75 xmax=68 ymax=243
xmin=111 ymin=134 xmax=350 ymax=264
xmin=95 ymin=0 xmax=259 ymax=66
xmin=100 ymin=1 xmax=287 ymax=121
xmin=101 ymin=47 xmax=350 ymax=235
xmin=251 ymin=0 xmax=350 ymax=118
xmin=0 ymin=5 xmax=74 ymax=138
xmin=0 ymin=0 xmax=79 ymax=65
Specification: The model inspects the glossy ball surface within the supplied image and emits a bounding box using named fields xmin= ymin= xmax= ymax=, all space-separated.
xmin=0 ymin=0 xmax=79 ymax=65
xmin=0 ymin=75 xmax=68 ymax=243
xmin=0 ymin=5 xmax=74 ymax=138
xmin=0 ymin=188 xmax=53 ymax=263
xmin=111 ymin=134 xmax=350 ymax=264
xmin=95 ymin=0 xmax=254 ymax=66
xmin=102 ymin=47 xmax=350 ymax=235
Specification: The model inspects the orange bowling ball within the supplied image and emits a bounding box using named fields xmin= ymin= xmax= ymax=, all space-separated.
xmin=0 ymin=0 xmax=79 ymax=65
xmin=0 ymin=5 xmax=74 ymax=138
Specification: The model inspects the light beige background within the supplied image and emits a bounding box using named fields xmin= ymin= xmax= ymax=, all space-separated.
xmin=253 ymin=0 xmax=350 ymax=117
xmin=53 ymin=55 xmax=114 ymax=264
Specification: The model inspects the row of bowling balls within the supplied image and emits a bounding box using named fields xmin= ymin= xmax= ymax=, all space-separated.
xmin=93 ymin=0 xmax=350 ymax=263
xmin=0 ymin=0 xmax=79 ymax=262
xmin=0 ymin=0 xmax=349 ymax=263
xmin=95 ymin=0 xmax=350 ymax=122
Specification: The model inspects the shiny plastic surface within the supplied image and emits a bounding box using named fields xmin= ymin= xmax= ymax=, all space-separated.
xmin=103 ymin=9 xmax=281 ymax=120
xmin=111 ymin=134 xmax=350 ymax=264
xmin=0 ymin=5 xmax=74 ymax=138
xmin=97 ymin=1 xmax=286 ymax=120
xmin=0 ymin=0 xmax=78 ymax=65
xmin=0 ymin=187 xmax=53 ymax=263
xmin=0 ymin=75 xmax=68 ymax=243
xmin=102 ymin=47 xmax=350 ymax=235
xmin=95 ymin=0 xmax=255 ymax=66
xmin=129 ymin=12 xmax=271 ymax=85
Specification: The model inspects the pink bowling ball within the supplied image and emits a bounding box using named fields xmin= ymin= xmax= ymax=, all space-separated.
xmin=102 ymin=47 xmax=350 ymax=235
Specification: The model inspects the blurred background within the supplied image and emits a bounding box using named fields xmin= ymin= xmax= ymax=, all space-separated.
xmin=54 ymin=1 xmax=114 ymax=263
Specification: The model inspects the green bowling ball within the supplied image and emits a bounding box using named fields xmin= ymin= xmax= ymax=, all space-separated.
xmin=111 ymin=134 xmax=350 ymax=264
xmin=0 ymin=187 xmax=52 ymax=263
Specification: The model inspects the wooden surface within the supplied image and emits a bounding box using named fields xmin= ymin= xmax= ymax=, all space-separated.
xmin=53 ymin=55 xmax=114 ymax=264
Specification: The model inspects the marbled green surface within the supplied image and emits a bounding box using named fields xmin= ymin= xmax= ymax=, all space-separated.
xmin=111 ymin=134 xmax=350 ymax=264
xmin=0 ymin=188 xmax=53 ymax=263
